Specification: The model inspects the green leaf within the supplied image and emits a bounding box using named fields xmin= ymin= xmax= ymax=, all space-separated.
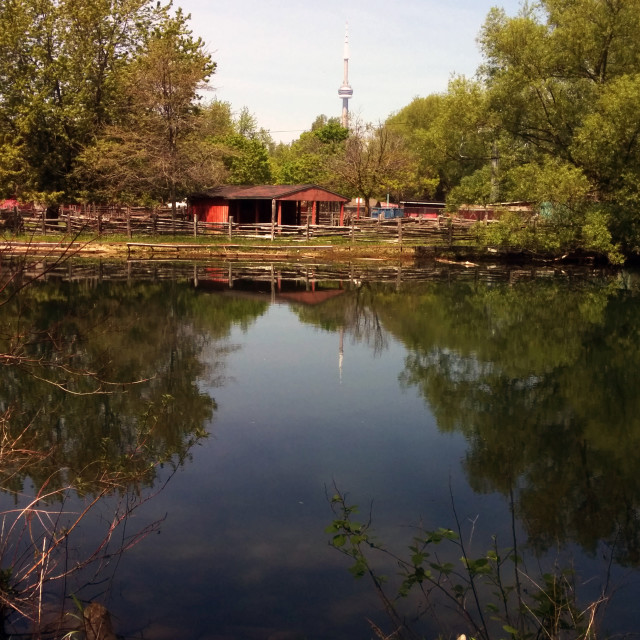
xmin=332 ymin=534 xmax=346 ymax=548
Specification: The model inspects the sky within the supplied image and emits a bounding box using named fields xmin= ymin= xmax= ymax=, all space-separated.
xmin=179 ymin=0 xmax=524 ymax=143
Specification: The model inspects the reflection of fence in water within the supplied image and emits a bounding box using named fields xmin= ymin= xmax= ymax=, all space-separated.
xmin=12 ymin=260 xmax=580 ymax=291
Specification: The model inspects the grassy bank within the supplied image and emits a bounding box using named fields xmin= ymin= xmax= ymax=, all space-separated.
xmin=0 ymin=231 xmax=614 ymax=266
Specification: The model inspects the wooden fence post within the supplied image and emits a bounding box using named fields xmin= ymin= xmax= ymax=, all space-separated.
xmin=42 ymin=209 xmax=46 ymax=235
xmin=306 ymin=215 xmax=310 ymax=241
xmin=228 ymin=216 xmax=233 ymax=240
xmin=397 ymin=217 xmax=403 ymax=252
xmin=351 ymin=220 xmax=355 ymax=246
xmin=271 ymin=199 xmax=276 ymax=241
xmin=193 ymin=212 xmax=197 ymax=238
xmin=448 ymin=219 xmax=453 ymax=247
xmin=127 ymin=207 xmax=132 ymax=239
xmin=97 ymin=205 xmax=102 ymax=235
xmin=66 ymin=205 xmax=71 ymax=233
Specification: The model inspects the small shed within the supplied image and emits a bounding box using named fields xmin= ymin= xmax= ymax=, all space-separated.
xmin=401 ymin=201 xmax=446 ymax=219
xmin=189 ymin=185 xmax=350 ymax=226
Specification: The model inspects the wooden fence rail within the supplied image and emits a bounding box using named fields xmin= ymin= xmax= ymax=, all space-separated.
xmin=1 ymin=206 xmax=482 ymax=247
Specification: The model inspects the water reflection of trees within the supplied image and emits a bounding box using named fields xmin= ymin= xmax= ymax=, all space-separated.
xmin=0 ymin=274 xmax=267 ymax=635
xmin=294 ymin=270 xmax=640 ymax=566
xmin=379 ymin=277 xmax=640 ymax=566
xmin=292 ymin=282 xmax=389 ymax=355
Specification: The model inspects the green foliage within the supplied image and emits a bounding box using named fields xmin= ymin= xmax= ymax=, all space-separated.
xmin=0 ymin=0 xmax=159 ymax=199
xmin=382 ymin=0 xmax=640 ymax=257
xmin=328 ymin=489 xmax=596 ymax=640
xmin=448 ymin=166 xmax=495 ymax=208
xmin=271 ymin=115 xmax=348 ymax=187
xmin=0 ymin=0 xmax=222 ymax=205
xmin=75 ymin=5 xmax=221 ymax=206
xmin=329 ymin=120 xmax=417 ymax=211
xmin=223 ymin=133 xmax=272 ymax=184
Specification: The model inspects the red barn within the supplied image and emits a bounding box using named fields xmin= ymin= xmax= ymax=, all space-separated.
xmin=189 ymin=185 xmax=350 ymax=226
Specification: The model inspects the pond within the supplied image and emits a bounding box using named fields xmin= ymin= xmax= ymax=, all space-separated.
xmin=1 ymin=259 xmax=639 ymax=639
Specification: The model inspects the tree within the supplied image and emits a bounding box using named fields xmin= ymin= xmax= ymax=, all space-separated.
xmin=0 ymin=0 xmax=158 ymax=205
xmin=217 ymin=107 xmax=273 ymax=185
xmin=477 ymin=0 xmax=640 ymax=252
xmin=77 ymin=7 xmax=225 ymax=212
xmin=269 ymin=115 xmax=348 ymax=186
xmin=330 ymin=121 xmax=415 ymax=215
xmin=387 ymin=79 xmax=499 ymax=201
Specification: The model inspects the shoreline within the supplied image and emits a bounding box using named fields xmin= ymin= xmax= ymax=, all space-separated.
xmin=0 ymin=238 xmax=616 ymax=267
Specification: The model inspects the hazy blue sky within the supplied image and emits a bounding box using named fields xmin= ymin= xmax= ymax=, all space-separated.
xmin=179 ymin=0 xmax=523 ymax=142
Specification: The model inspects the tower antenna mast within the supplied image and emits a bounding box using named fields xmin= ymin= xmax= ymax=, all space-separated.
xmin=338 ymin=23 xmax=353 ymax=128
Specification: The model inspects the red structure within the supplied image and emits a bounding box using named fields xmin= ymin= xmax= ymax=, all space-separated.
xmin=401 ymin=201 xmax=446 ymax=219
xmin=189 ymin=185 xmax=350 ymax=226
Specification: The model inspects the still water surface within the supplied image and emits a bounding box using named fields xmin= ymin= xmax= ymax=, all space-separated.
xmin=2 ymin=262 xmax=640 ymax=638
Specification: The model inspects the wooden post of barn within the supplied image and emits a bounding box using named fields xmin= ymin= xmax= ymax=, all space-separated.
xmin=228 ymin=216 xmax=233 ymax=240
xmin=397 ymin=217 xmax=403 ymax=252
xmin=271 ymin=199 xmax=276 ymax=241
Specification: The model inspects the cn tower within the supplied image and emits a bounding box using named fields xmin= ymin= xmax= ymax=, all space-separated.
xmin=338 ymin=24 xmax=353 ymax=128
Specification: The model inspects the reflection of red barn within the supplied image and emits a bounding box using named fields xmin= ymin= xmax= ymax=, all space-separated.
xmin=276 ymin=289 xmax=345 ymax=305
xmin=189 ymin=185 xmax=350 ymax=226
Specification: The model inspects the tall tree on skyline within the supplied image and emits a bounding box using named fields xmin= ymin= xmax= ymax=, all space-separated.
xmin=76 ymin=6 xmax=224 ymax=208
xmin=0 ymin=0 xmax=163 ymax=204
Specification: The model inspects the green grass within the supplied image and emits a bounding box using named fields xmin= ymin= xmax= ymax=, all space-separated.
xmin=5 ymin=231 xmax=360 ymax=247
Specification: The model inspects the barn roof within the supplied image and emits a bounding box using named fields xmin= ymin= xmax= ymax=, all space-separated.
xmin=191 ymin=184 xmax=349 ymax=202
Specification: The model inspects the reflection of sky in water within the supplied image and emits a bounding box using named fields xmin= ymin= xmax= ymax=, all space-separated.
xmin=4 ymin=271 xmax=640 ymax=639
xmin=111 ymin=301 xmax=517 ymax=640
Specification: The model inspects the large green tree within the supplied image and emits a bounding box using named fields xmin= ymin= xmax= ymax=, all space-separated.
xmin=77 ymin=7 xmax=223 ymax=210
xmin=0 ymin=0 xmax=161 ymax=204
xmin=477 ymin=0 xmax=640 ymax=252
xmin=219 ymin=106 xmax=273 ymax=185
xmin=270 ymin=115 xmax=348 ymax=186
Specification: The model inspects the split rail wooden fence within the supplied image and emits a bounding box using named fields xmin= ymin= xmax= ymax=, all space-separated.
xmin=1 ymin=204 xmax=481 ymax=247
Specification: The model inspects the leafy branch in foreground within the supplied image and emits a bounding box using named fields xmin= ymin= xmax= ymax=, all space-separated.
xmin=327 ymin=487 xmax=605 ymax=640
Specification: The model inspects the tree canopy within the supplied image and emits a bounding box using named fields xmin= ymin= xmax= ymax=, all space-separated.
xmin=0 ymin=0 xmax=225 ymax=207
